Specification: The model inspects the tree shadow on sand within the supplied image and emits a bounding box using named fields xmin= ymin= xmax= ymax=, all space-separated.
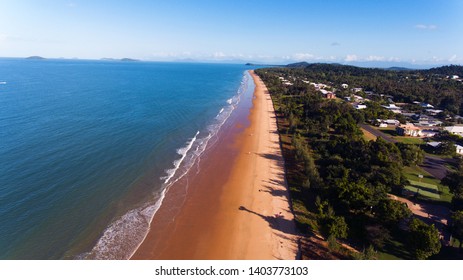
xmin=238 ymin=205 xmax=296 ymax=236
xmin=259 ymin=186 xmax=288 ymax=198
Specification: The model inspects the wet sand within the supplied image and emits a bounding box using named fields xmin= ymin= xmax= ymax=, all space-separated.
xmin=132 ymin=70 xmax=298 ymax=259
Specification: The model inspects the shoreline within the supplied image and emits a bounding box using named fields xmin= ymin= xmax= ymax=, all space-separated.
xmin=132 ymin=70 xmax=298 ymax=259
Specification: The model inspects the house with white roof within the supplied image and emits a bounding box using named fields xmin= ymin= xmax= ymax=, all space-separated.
xmin=353 ymin=103 xmax=367 ymax=110
xmin=382 ymin=104 xmax=402 ymax=114
xmin=444 ymin=126 xmax=463 ymax=136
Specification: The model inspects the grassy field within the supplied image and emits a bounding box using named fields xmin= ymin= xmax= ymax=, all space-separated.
xmin=361 ymin=128 xmax=377 ymax=141
xmin=404 ymin=180 xmax=440 ymax=199
xmin=402 ymin=165 xmax=452 ymax=203
xmin=395 ymin=137 xmax=424 ymax=145
xmin=377 ymin=127 xmax=424 ymax=144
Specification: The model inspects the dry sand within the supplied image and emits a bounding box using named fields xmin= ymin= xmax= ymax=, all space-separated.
xmin=132 ymin=70 xmax=298 ymax=259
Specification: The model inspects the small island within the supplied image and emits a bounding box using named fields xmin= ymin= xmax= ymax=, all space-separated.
xmin=101 ymin=58 xmax=140 ymax=62
xmin=25 ymin=56 xmax=46 ymax=60
xmin=121 ymin=58 xmax=139 ymax=62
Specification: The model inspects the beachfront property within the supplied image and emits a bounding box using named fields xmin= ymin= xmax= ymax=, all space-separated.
xmin=444 ymin=125 xmax=463 ymax=136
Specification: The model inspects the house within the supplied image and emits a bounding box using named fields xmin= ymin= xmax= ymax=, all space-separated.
xmin=452 ymin=75 xmax=460 ymax=80
xmin=353 ymin=95 xmax=364 ymax=102
xmin=426 ymin=109 xmax=443 ymax=116
xmin=351 ymin=87 xmax=363 ymax=93
xmin=382 ymin=104 xmax=401 ymax=110
xmin=376 ymin=119 xmax=400 ymax=127
xmin=421 ymin=102 xmax=434 ymax=108
xmin=444 ymin=126 xmax=463 ymax=136
xmin=397 ymin=123 xmax=422 ymax=137
xmin=325 ymin=92 xmax=336 ymax=99
xmin=353 ymin=104 xmax=367 ymax=110
xmin=382 ymin=104 xmax=402 ymax=114
xmin=341 ymin=83 xmax=349 ymax=89
xmin=420 ymin=129 xmax=439 ymax=137
xmin=416 ymin=120 xmax=443 ymax=127
xmin=456 ymin=144 xmax=463 ymax=155
xmin=385 ymin=119 xmax=400 ymax=126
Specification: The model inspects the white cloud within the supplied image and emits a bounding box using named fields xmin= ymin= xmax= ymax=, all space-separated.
xmin=448 ymin=54 xmax=458 ymax=62
xmin=366 ymin=55 xmax=385 ymax=61
xmin=387 ymin=57 xmax=401 ymax=62
xmin=212 ymin=51 xmax=226 ymax=58
xmin=292 ymin=53 xmax=315 ymax=61
xmin=415 ymin=24 xmax=437 ymax=30
xmin=344 ymin=54 xmax=358 ymax=62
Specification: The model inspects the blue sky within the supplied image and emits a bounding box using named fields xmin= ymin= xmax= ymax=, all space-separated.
xmin=0 ymin=0 xmax=462 ymax=65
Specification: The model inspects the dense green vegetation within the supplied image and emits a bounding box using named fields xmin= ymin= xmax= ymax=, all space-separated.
xmin=255 ymin=64 xmax=463 ymax=259
xmin=442 ymin=158 xmax=463 ymax=210
xmin=267 ymin=63 xmax=463 ymax=115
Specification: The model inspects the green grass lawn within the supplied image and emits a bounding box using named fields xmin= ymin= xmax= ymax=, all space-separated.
xmin=402 ymin=165 xmax=452 ymax=203
xmin=404 ymin=180 xmax=440 ymax=199
xmin=395 ymin=137 xmax=424 ymax=145
xmin=377 ymin=127 xmax=424 ymax=144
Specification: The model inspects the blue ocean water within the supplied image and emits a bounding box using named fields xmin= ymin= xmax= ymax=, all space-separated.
xmin=0 ymin=58 xmax=252 ymax=259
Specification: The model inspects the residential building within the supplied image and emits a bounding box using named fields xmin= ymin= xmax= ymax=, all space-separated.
xmin=396 ymin=123 xmax=439 ymax=137
xmin=353 ymin=104 xmax=367 ymax=110
xmin=444 ymin=125 xmax=463 ymax=136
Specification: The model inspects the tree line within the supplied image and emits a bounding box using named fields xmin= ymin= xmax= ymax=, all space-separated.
xmin=256 ymin=66 xmax=445 ymax=259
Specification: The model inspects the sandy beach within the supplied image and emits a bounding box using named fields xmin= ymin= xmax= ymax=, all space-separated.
xmin=132 ymin=70 xmax=298 ymax=260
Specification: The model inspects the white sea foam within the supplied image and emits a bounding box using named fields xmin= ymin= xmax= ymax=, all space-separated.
xmin=161 ymin=130 xmax=199 ymax=184
xmin=82 ymin=71 xmax=251 ymax=260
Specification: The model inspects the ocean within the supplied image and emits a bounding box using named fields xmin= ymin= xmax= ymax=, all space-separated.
xmin=0 ymin=58 xmax=253 ymax=259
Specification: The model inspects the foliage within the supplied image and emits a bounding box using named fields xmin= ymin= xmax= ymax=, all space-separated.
xmin=396 ymin=143 xmax=425 ymax=166
xmin=353 ymin=245 xmax=378 ymax=260
xmin=441 ymin=171 xmax=463 ymax=198
xmin=265 ymin=63 xmax=463 ymax=114
xmin=319 ymin=214 xmax=349 ymax=239
xmin=375 ymin=199 xmax=412 ymax=226
xmin=436 ymin=140 xmax=457 ymax=156
xmin=451 ymin=211 xmax=463 ymax=250
xmin=408 ymin=218 xmax=441 ymax=259
xmin=254 ymin=65 xmax=455 ymax=259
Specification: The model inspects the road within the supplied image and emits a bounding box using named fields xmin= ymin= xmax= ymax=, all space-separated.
xmin=420 ymin=155 xmax=452 ymax=180
xmin=360 ymin=124 xmax=397 ymax=143
xmin=360 ymin=124 xmax=451 ymax=179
